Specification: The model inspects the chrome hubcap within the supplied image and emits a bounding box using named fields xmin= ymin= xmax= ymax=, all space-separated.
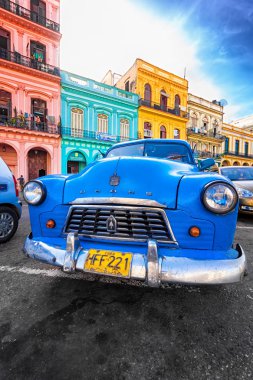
xmin=0 ymin=213 xmax=14 ymax=238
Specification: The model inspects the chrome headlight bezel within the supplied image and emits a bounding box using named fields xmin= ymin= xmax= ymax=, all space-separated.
xmin=23 ymin=180 xmax=46 ymax=206
xmin=201 ymin=181 xmax=238 ymax=214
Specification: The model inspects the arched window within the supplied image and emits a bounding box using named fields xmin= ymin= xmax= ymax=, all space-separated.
xmin=174 ymin=128 xmax=180 ymax=139
xmin=120 ymin=118 xmax=129 ymax=139
xmin=144 ymin=83 xmax=151 ymax=105
xmin=144 ymin=122 xmax=152 ymax=138
xmin=202 ymin=116 xmax=208 ymax=133
xmin=160 ymin=125 xmax=166 ymax=139
xmin=97 ymin=113 xmax=108 ymax=133
xmin=174 ymin=95 xmax=180 ymax=115
xmin=160 ymin=90 xmax=167 ymax=111
xmin=71 ymin=108 xmax=84 ymax=137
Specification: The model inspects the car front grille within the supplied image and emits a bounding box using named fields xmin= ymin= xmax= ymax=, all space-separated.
xmin=64 ymin=205 xmax=175 ymax=243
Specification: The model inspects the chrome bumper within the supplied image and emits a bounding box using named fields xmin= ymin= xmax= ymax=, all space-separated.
xmin=23 ymin=233 xmax=247 ymax=286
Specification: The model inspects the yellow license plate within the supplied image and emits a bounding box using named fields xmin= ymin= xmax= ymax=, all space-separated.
xmin=84 ymin=249 xmax=132 ymax=278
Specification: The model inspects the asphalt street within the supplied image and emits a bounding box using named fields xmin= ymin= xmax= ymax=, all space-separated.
xmin=0 ymin=204 xmax=252 ymax=380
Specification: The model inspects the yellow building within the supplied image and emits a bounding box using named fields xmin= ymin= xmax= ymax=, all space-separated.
xmin=187 ymin=94 xmax=225 ymax=165
xmin=104 ymin=59 xmax=188 ymax=140
xmin=221 ymin=122 xmax=253 ymax=166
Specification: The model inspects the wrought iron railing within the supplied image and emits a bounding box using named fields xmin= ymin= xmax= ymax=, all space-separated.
xmin=223 ymin=150 xmax=253 ymax=159
xmin=195 ymin=150 xmax=222 ymax=159
xmin=0 ymin=0 xmax=60 ymax=32
xmin=187 ymin=128 xmax=225 ymax=140
xmin=139 ymin=99 xmax=188 ymax=118
xmin=61 ymin=127 xmax=138 ymax=143
xmin=0 ymin=48 xmax=60 ymax=76
xmin=0 ymin=117 xmax=60 ymax=135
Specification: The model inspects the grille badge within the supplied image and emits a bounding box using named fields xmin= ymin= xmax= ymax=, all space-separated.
xmin=106 ymin=215 xmax=117 ymax=233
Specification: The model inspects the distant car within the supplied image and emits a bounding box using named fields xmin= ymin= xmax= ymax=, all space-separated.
xmin=0 ymin=157 xmax=22 ymax=243
xmin=23 ymin=139 xmax=246 ymax=286
xmin=219 ymin=166 xmax=253 ymax=214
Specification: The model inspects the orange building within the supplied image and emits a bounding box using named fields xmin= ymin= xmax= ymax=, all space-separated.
xmin=0 ymin=0 xmax=61 ymax=181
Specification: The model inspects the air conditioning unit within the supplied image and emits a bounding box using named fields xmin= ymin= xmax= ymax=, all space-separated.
xmin=144 ymin=129 xmax=152 ymax=137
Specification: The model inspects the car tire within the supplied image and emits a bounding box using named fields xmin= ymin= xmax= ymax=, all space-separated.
xmin=0 ymin=206 xmax=19 ymax=243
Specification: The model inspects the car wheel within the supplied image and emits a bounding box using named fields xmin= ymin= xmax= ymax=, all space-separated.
xmin=0 ymin=207 xmax=19 ymax=243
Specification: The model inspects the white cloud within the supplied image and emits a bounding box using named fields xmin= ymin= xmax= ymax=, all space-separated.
xmin=60 ymin=0 xmax=235 ymax=119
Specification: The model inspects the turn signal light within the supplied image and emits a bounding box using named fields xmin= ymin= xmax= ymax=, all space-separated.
xmin=46 ymin=219 xmax=56 ymax=229
xmin=189 ymin=226 xmax=200 ymax=237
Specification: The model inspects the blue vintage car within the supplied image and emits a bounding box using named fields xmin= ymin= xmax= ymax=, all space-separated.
xmin=23 ymin=139 xmax=247 ymax=286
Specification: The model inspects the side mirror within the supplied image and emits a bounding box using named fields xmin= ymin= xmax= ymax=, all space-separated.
xmin=198 ymin=158 xmax=215 ymax=171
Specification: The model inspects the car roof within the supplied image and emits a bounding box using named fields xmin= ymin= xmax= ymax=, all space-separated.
xmin=106 ymin=138 xmax=192 ymax=152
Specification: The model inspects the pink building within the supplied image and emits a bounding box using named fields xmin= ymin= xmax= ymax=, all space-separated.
xmin=0 ymin=0 xmax=61 ymax=181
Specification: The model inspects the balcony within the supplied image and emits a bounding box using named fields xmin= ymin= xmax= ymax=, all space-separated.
xmin=0 ymin=117 xmax=60 ymax=135
xmin=0 ymin=0 xmax=60 ymax=32
xmin=187 ymin=127 xmax=225 ymax=140
xmin=195 ymin=150 xmax=222 ymax=159
xmin=223 ymin=150 xmax=253 ymax=159
xmin=61 ymin=127 xmax=138 ymax=143
xmin=139 ymin=99 xmax=188 ymax=118
xmin=0 ymin=48 xmax=60 ymax=76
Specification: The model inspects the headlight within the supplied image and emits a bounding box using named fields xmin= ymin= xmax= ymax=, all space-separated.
xmin=236 ymin=187 xmax=253 ymax=198
xmin=202 ymin=181 xmax=238 ymax=214
xmin=23 ymin=181 xmax=46 ymax=205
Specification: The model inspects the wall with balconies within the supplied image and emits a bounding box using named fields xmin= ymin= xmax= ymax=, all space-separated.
xmin=60 ymin=71 xmax=139 ymax=174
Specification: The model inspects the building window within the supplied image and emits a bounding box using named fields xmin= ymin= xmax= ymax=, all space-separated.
xmin=120 ymin=118 xmax=129 ymax=139
xmin=201 ymin=117 xmax=208 ymax=134
xmin=71 ymin=108 xmax=84 ymax=137
xmin=174 ymin=128 xmax=180 ymax=139
xmin=225 ymin=137 xmax=229 ymax=153
xmin=31 ymin=98 xmax=47 ymax=130
xmin=191 ymin=113 xmax=197 ymax=130
xmin=97 ymin=114 xmax=108 ymax=133
xmin=144 ymin=122 xmax=152 ymax=138
xmin=125 ymin=81 xmax=129 ymax=92
xmin=144 ymin=83 xmax=151 ymax=106
xmin=0 ymin=27 xmax=10 ymax=52
xmin=31 ymin=0 xmax=46 ymax=25
xmin=160 ymin=90 xmax=167 ymax=111
xmin=245 ymin=142 xmax=249 ymax=156
xmin=160 ymin=125 xmax=166 ymax=139
xmin=174 ymin=95 xmax=180 ymax=115
xmin=30 ymin=41 xmax=46 ymax=63
xmin=235 ymin=139 xmax=239 ymax=155
xmin=0 ymin=90 xmax=12 ymax=123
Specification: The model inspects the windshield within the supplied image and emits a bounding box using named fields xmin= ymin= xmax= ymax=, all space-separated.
xmin=106 ymin=142 xmax=193 ymax=164
xmin=220 ymin=167 xmax=253 ymax=181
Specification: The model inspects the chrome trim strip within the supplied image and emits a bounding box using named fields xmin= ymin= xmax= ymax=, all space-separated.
xmin=147 ymin=239 xmax=160 ymax=287
xmin=70 ymin=197 xmax=167 ymax=208
xmin=63 ymin=204 xmax=178 ymax=245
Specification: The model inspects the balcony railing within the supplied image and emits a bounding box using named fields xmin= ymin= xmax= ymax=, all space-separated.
xmin=0 ymin=117 xmax=60 ymax=135
xmin=139 ymin=99 xmax=188 ymax=118
xmin=195 ymin=150 xmax=222 ymax=159
xmin=187 ymin=127 xmax=225 ymax=140
xmin=223 ymin=150 xmax=253 ymax=159
xmin=0 ymin=48 xmax=60 ymax=76
xmin=61 ymin=127 xmax=138 ymax=143
xmin=0 ymin=0 xmax=60 ymax=32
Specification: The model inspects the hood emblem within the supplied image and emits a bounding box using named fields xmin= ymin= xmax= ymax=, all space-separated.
xmin=110 ymin=174 xmax=120 ymax=186
xmin=106 ymin=215 xmax=117 ymax=233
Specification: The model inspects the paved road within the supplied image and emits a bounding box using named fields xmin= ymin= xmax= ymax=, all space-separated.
xmin=0 ymin=204 xmax=252 ymax=380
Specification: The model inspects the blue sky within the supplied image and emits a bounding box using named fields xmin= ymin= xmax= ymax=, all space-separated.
xmin=60 ymin=0 xmax=253 ymax=122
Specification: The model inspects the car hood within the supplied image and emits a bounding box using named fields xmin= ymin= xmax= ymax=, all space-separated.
xmin=63 ymin=157 xmax=197 ymax=208
xmin=232 ymin=180 xmax=253 ymax=193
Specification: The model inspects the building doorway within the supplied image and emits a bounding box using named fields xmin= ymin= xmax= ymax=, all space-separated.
xmin=28 ymin=148 xmax=48 ymax=180
xmin=67 ymin=151 xmax=86 ymax=174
